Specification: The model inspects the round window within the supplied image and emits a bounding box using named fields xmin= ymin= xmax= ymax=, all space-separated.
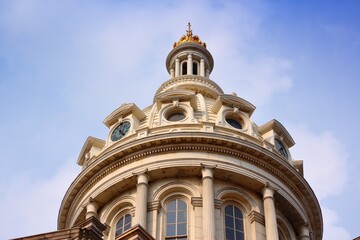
xmin=166 ymin=111 xmax=186 ymax=121
xmin=226 ymin=118 xmax=242 ymax=129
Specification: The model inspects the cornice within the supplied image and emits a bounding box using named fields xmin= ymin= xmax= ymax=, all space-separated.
xmin=155 ymin=75 xmax=223 ymax=99
xmin=58 ymin=132 xmax=322 ymax=239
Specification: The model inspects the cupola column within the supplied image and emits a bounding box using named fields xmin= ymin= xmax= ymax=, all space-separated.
xmin=187 ymin=54 xmax=193 ymax=75
xmin=201 ymin=164 xmax=216 ymax=240
xmin=262 ymin=183 xmax=279 ymax=240
xmin=200 ymin=59 xmax=205 ymax=77
xmin=175 ymin=58 xmax=180 ymax=77
xmin=299 ymin=224 xmax=311 ymax=240
xmin=206 ymin=69 xmax=210 ymax=78
xmin=134 ymin=171 xmax=149 ymax=228
xmin=170 ymin=68 xmax=174 ymax=78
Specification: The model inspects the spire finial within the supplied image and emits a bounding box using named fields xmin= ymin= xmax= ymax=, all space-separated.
xmin=173 ymin=23 xmax=206 ymax=48
xmin=186 ymin=22 xmax=192 ymax=37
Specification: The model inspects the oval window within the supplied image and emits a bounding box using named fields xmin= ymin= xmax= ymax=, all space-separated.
xmin=226 ymin=118 xmax=242 ymax=129
xmin=167 ymin=112 xmax=186 ymax=121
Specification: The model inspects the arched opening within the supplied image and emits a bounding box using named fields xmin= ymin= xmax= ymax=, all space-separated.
xmin=181 ymin=62 xmax=187 ymax=75
xmin=115 ymin=213 xmax=132 ymax=238
xmin=192 ymin=62 xmax=198 ymax=75
xmin=224 ymin=205 xmax=244 ymax=240
xmin=165 ymin=199 xmax=188 ymax=239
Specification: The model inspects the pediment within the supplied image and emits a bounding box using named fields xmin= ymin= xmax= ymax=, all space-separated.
xmin=258 ymin=119 xmax=295 ymax=147
xmin=77 ymin=136 xmax=105 ymax=166
xmin=103 ymin=103 xmax=146 ymax=128
xmin=212 ymin=94 xmax=256 ymax=116
xmin=154 ymin=89 xmax=197 ymax=110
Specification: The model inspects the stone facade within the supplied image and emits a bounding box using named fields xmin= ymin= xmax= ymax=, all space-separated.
xmin=16 ymin=25 xmax=323 ymax=240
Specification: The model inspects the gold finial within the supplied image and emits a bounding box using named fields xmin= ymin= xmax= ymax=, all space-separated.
xmin=173 ymin=23 xmax=206 ymax=48
xmin=186 ymin=22 xmax=192 ymax=37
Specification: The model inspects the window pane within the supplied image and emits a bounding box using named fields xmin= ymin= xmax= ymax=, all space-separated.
xmin=226 ymin=228 xmax=234 ymax=240
xmin=235 ymin=219 xmax=243 ymax=231
xmin=177 ymin=223 xmax=187 ymax=235
xmin=168 ymin=201 xmax=176 ymax=211
xmin=166 ymin=212 xmax=176 ymax=223
xmin=236 ymin=230 xmax=244 ymax=240
xmin=225 ymin=205 xmax=233 ymax=216
xmin=234 ymin=207 xmax=242 ymax=218
xmin=166 ymin=224 xmax=176 ymax=236
xmin=167 ymin=212 xmax=176 ymax=223
xmin=178 ymin=210 xmax=187 ymax=223
xmin=124 ymin=214 xmax=131 ymax=224
xmin=177 ymin=200 xmax=187 ymax=210
xmin=124 ymin=222 xmax=131 ymax=231
xmin=225 ymin=215 xmax=234 ymax=229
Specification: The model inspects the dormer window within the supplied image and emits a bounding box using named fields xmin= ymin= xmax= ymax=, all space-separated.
xmin=275 ymin=138 xmax=289 ymax=159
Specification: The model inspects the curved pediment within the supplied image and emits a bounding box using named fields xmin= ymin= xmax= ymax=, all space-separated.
xmin=212 ymin=94 xmax=256 ymax=117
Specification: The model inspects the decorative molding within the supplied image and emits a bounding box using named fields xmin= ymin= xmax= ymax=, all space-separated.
xmin=191 ymin=197 xmax=202 ymax=208
xmin=147 ymin=201 xmax=161 ymax=212
xmin=248 ymin=210 xmax=265 ymax=225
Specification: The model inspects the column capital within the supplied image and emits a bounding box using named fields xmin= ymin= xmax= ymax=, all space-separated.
xmin=133 ymin=169 xmax=149 ymax=185
xmin=201 ymin=163 xmax=216 ymax=180
xmin=262 ymin=182 xmax=278 ymax=200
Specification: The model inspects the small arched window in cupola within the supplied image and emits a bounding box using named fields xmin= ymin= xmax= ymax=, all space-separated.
xmin=275 ymin=138 xmax=289 ymax=159
xmin=182 ymin=61 xmax=187 ymax=75
xmin=193 ymin=62 xmax=198 ymax=75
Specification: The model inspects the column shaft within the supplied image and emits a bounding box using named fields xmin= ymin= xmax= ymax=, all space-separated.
xmin=175 ymin=58 xmax=180 ymax=77
xmin=135 ymin=173 xmax=149 ymax=228
xmin=263 ymin=186 xmax=279 ymax=240
xmin=187 ymin=54 xmax=193 ymax=75
xmin=202 ymin=167 xmax=215 ymax=240
xmin=200 ymin=59 xmax=205 ymax=77
xmin=299 ymin=225 xmax=311 ymax=240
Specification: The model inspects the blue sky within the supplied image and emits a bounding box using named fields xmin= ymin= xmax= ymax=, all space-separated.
xmin=0 ymin=1 xmax=359 ymax=239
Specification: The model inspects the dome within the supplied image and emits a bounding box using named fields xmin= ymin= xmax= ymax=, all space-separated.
xmin=58 ymin=25 xmax=323 ymax=240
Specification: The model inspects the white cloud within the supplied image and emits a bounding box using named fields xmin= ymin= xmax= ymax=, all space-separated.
xmin=322 ymin=207 xmax=351 ymax=240
xmin=290 ymin=125 xmax=348 ymax=200
xmin=0 ymin=160 xmax=79 ymax=239
xmin=289 ymin=125 xmax=350 ymax=238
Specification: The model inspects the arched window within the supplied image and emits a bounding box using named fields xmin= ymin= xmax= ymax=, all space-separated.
xmin=192 ymin=62 xmax=198 ymax=75
xmin=115 ymin=213 xmax=132 ymax=238
xmin=165 ymin=199 xmax=187 ymax=239
xmin=181 ymin=62 xmax=187 ymax=75
xmin=224 ymin=205 xmax=244 ymax=240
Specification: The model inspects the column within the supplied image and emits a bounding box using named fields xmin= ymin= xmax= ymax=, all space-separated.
xmin=299 ymin=224 xmax=310 ymax=240
xmin=175 ymin=58 xmax=180 ymax=77
xmin=86 ymin=198 xmax=98 ymax=219
xmin=134 ymin=172 xmax=149 ymax=228
xmin=200 ymin=59 xmax=205 ymax=77
xmin=205 ymin=69 xmax=210 ymax=78
xmin=262 ymin=184 xmax=279 ymax=240
xmin=170 ymin=68 xmax=175 ymax=78
xmin=187 ymin=54 xmax=193 ymax=75
xmin=202 ymin=165 xmax=216 ymax=240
